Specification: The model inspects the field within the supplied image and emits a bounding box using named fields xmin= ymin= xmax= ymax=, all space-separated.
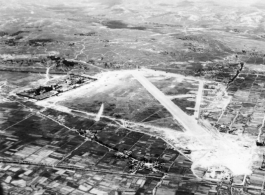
xmin=145 ymin=70 xmax=199 ymax=115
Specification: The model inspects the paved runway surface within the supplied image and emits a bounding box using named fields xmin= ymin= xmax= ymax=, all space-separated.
xmin=132 ymin=71 xmax=209 ymax=137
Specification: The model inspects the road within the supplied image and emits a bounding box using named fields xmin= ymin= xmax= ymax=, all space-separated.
xmin=132 ymin=71 xmax=210 ymax=138
xmin=194 ymin=80 xmax=204 ymax=119
xmin=0 ymin=158 xmax=162 ymax=179
xmin=167 ymin=94 xmax=195 ymax=99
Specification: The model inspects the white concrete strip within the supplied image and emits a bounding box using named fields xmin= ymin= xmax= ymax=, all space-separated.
xmin=131 ymin=71 xmax=209 ymax=138
xmin=194 ymin=80 xmax=204 ymax=119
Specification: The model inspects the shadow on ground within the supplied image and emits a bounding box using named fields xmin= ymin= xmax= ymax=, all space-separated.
xmin=0 ymin=183 xmax=4 ymax=195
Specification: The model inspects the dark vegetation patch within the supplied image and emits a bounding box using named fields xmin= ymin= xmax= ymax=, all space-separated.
xmin=242 ymin=103 xmax=255 ymax=108
xmin=171 ymin=98 xmax=195 ymax=115
xmin=14 ymin=36 xmax=23 ymax=40
xmin=111 ymin=8 xmax=125 ymax=13
xmin=12 ymin=170 xmax=25 ymax=180
xmin=103 ymin=20 xmax=128 ymax=29
xmin=74 ymin=32 xmax=97 ymax=36
xmin=28 ymin=38 xmax=54 ymax=46
xmin=134 ymin=107 xmax=160 ymax=122
xmin=169 ymin=34 xmax=233 ymax=57
xmin=195 ymin=62 xmax=242 ymax=83
xmin=1 ymin=113 xmax=42 ymax=143
xmin=1 ymin=55 xmax=90 ymax=73
xmin=0 ymin=184 xmax=4 ymax=195
xmin=46 ymin=6 xmax=82 ymax=14
xmin=0 ymin=31 xmax=8 ymax=36
xmin=150 ymin=62 xmax=203 ymax=76
xmin=0 ymin=103 xmax=31 ymax=131
xmin=129 ymin=26 xmax=146 ymax=30
xmin=47 ymin=56 xmax=89 ymax=72
xmin=103 ymin=20 xmax=146 ymax=30
xmin=142 ymin=113 xmax=161 ymax=122
xmin=4 ymin=39 xmax=17 ymax=46
xmin=174 ymin=34 xmax=207 ymax=42
xmin=10 ymin=31 xmax=29 ymax=36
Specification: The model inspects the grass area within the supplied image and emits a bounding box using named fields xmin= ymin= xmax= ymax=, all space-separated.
xmin=58 ymin=72 xmax=174 ymax=123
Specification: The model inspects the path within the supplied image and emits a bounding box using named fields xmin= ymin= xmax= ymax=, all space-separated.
xmin=167 ymin=94 xmax=195 ymax=99
xmin=0 ymin=158 xmax=162 ymax=179
xmin=194 ymin=80 xmax=204 ymax=119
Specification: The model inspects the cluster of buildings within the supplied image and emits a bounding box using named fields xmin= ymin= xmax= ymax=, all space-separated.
xmin=203 ymin=166 xmax=232 ymax=182
xmin=17 ymin=74 xmax=96 ymax=100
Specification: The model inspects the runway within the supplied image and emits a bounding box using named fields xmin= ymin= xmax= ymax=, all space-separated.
xmin=132 ymin=71 xmax=209 ymax=137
